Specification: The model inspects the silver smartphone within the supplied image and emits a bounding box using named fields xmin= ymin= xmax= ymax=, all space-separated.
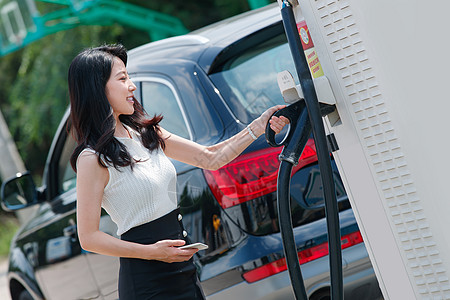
xmin=179 ymin=242 xmax=209 ymax=250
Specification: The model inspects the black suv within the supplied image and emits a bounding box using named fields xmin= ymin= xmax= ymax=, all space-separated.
xmin=1 ymin=4 xmax=382 ymax=300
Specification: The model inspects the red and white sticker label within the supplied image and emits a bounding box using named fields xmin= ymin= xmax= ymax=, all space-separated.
xmin=297 ymin=20 xmax=324 ymax=78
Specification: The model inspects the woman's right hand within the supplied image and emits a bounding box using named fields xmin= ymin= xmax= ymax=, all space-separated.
xmin=148 ymin=240 xmax=198 ymax=263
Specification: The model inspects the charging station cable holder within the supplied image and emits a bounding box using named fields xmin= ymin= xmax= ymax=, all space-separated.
xmin=277 ymin=70 xmax=337 ymax=106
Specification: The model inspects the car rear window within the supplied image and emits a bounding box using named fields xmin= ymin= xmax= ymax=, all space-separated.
xmin=209 ymin=31 xmax=352 ymax=236
xmin=209 ymin=33 xmax=298 ymax=124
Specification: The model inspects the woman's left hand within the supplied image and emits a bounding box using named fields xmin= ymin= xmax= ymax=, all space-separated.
xmin=251 ymin=105 xmax=290 ymax=137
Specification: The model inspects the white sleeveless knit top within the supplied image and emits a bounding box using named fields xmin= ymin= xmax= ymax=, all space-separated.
xmin=78 ymin=126 xmax=177 ymax=235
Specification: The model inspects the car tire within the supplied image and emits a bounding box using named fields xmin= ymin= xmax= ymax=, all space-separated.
xmin=18 ymin=290 xmax=33 ymax=300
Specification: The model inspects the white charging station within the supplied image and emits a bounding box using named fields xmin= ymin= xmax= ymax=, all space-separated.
xmin=278 ymin=0 xmax=450 ymax=299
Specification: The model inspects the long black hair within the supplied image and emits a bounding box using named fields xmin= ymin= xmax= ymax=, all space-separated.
xmin=68 ymin=44 xmax=165 ymax=171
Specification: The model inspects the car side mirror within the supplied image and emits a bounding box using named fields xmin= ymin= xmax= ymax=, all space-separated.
xmin=1 ymin=172 xmax=38 ymax=211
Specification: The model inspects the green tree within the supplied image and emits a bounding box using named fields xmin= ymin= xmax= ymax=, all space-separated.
xmin=0 ymin=0 xmax=274 ymax=182
xmin=2 ymin=24 xmax=126 ymax=178
xmin=125 ymin=0 xmax=251 ymax=30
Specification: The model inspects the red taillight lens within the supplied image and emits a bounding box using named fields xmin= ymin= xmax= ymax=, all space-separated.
xmin=243 ymin=231 xmax=364 ymax=283
xmin=203 ymin=139 xmax=317 ymax=209
xmin=243 ymin=258 xmax=288 ymax=284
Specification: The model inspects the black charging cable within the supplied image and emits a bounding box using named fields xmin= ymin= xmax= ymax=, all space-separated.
xmin=267 ymin=100 xmax=312 ymax=300
xmin=265 ymin=1 xmax=344 ymax=299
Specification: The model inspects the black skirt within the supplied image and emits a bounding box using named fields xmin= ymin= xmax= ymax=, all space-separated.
xmin=119 ymin=208 xmax=205 ymax=300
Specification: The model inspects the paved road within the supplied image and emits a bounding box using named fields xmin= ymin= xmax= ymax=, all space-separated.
xmin=0 ymin=258 xmax=11 ymax=300
xmin=0 ymin=256 xmax=385 ymax=300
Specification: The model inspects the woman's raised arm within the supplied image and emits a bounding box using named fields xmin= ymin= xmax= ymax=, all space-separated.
xmin=162 ymin=105 xmax=289 ymax=170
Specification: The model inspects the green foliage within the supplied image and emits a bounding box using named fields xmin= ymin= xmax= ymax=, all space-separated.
xmin=0 ymin=216 xmax=19 ymax=258
xmin=1 ymin=24 xmax=127 ymax=176
xmin=0 ymin=0 xmax=271 ymax=178
xmin=125 ymin=0 xmax=251 ymax=30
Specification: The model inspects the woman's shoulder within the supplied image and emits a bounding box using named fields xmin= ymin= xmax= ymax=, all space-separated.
xmin=76 ymin=147 xmax=109 ymax=186
xmin=76 ymin=148 xmax=101 ymax=170
xmin=78 ymin=147 xmax=97 ymax=159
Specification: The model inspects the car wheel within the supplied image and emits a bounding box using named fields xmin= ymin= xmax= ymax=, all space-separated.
xmin=18 ymin=290 xmax=33 ymax=300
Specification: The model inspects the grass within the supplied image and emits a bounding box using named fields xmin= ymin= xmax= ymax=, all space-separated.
xmin=0 ymin=217 xmax=19 ymax=259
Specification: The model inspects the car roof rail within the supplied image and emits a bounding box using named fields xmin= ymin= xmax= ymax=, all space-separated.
xmin=129 ymin=35 xmax=209 ymax=58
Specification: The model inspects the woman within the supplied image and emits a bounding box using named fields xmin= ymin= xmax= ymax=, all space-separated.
xmin=69 ymin=44 xmax=288 ymax=299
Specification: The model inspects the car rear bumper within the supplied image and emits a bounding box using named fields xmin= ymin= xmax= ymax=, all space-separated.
xmin=205 ymin=243 xmax=382 ymax=300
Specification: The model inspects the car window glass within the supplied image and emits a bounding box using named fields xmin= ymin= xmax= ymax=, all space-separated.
xmin=132 ymin=80 xmax=142 ymax=103
xmin=141 ymin=81 xmax=190 ymax=139
xmin=210 ymin=34 xmax=298 ymax=124
xmin=58 ymin=132 xmax=77 ymax=194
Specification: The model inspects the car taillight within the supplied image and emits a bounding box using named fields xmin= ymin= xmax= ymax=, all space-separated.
xmin=203 ymin=138 xmax=317 ymax=209
xmin=243 ymin=231 xmax=364 ymax=283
